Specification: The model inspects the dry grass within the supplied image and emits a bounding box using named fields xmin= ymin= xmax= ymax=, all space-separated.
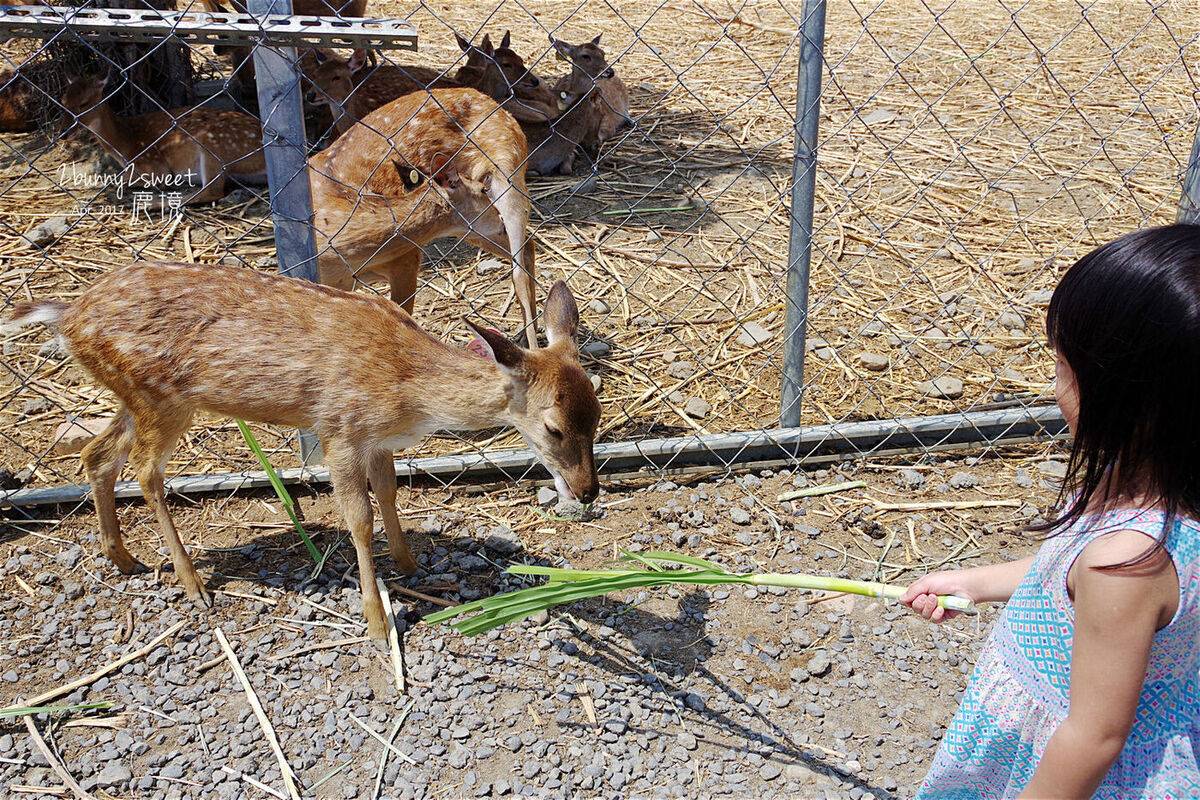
xmin=0 ymin=0 xmax=1196 ymax=488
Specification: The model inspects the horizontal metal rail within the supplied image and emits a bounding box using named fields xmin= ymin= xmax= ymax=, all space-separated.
xmin=0 ymin=5 xmax=417 ymax=49
xmin=0 ymin=406 xmax=1068 ymax=509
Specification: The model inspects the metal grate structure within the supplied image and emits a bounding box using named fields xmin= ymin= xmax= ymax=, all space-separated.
xmin=0 ymin=0 xmax=1197 ymax=509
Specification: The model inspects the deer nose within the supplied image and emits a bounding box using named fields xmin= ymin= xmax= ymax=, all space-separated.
xmin=601 ymin=67 xmax=615 ymax=79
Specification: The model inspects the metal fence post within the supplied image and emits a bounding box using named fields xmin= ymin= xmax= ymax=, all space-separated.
xmin=248 ymin=0 xmax=321 ymax=462
xmin=247 ymin=0 xmax=319 ymax=282
xmin=779 ymin=0 xmax=826 ymax=429
xmin=1178 ymin=121 xmax=1200 ymax=224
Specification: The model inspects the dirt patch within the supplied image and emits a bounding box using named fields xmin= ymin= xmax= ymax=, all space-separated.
xmin=0 ymin=444 xmax=1064 ymax=797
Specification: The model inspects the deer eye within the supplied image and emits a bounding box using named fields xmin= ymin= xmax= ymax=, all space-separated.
xmin=545 ymin=424 xmax=564 ymax=441
xmin=392 ymin=160 xmax=426 ymax=191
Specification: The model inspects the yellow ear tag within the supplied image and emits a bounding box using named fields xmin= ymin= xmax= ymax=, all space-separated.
xmin=409 ymin=169 xmax=420 ymax=185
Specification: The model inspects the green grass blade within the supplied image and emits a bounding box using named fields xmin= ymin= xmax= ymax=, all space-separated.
xmin=506 ymin=565 xmax=644 ymax=581
xmin=235 ymin=419 xmax=321 ymax=564
xmin=0 ymin=701 xmax=113 ymax=719
xmin=619 ymin=548 xmax=664 ymax=571
xmin=635 ymin=551 xmax=727 ymax=571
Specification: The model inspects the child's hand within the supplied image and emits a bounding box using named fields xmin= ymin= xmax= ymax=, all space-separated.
xmin=901 ymin=571 xmax=977 ymax=623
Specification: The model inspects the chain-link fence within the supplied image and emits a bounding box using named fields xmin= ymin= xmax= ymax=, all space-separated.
xmin=0 ymin=0 xmax=1197 ymax=508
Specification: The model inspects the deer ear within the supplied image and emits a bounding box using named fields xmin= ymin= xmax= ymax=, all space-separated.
xmin=543 ymin=280 xmax=580 ymax=350
xmin=429 ymin=152 xmax=458 ymax=189
xmin=314 ymin=49 xmax=328 ymax=63
xmin=480 ymin=33 xmax=494 ymax=56
xmin=500 ymin=30 xmax=511 ymax=49
xmin=348 ymin=49 xmax=368 ymax=74
xmin=464 ymin=318 xmax=525 ymax=374
xmin=455 ymin=33 xmax=470 ymax=52
xmin=551 ymin=38 xmax=572 ymax=60
xmin=591 ymin=34 xmax=602 ymax=45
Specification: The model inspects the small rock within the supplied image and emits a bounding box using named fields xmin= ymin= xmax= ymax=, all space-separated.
xmin=1037 ymin=460 xmax=1068 ymax=478
xmin=587 ymin=299 xmax=610 ymax=315
xmin=736 ymin=322 xmax=773 ymax=347
xmin=475 ymin=259 xmax=505 ymax=276
xmin=999 ymin=369 xmax=1025 ymax=382
xmin=589 ymin=374 xmax=602 ymax=393
xmin=22 ymin=215 xmax=72 ymax=249
xmin=973 ymin=343 xmax=998 ymax=357
xmin=484 ymin=526 xmax=523 ymax=555
xmin=677 ymin=732 xmax=697 ymax=750
xmin=861 ymin=108 xmax=897 ymax=125
xmin=53 ymin=417 xmax=113 ymax=455
xmin=94 ymin=763 xmax=132 ymax=788
xmin=855 ymin=352 xmax=889 ymax=372
xmin=580 ymin=340 xmax=611 ymax=358
xmin=1013 ymin=469 xmax=1034 ymax=489
xmin=895 ymin=469 xmax=926 ymax=489
xmin=666 ymin=361 xmax=695 ymax=379
xmin=54 ymin=545 xmax=84 ymax=569
xmin=949 ymin=472 xmax=979 ymax=489
xmin=21 ymin=397 xmax=51 ymax=417
xmin=729 ymin=508 xmax=751 ymax=526
xmin=997 ymin=311 xmax=1025 ymax=330
xmin=917 ymin=376 xmax=964 ymax=399
xmin=759 ymin=763 xmax=782 ymax=781
xmin=683 ymin=397 xmax=710 ymax=419
xmin=536 ymin=487 xmax=558 ymax=506
xmin=806 ymin=651 xmax=831 ymax=677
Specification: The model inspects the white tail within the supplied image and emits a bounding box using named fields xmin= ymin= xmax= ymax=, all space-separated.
xmin=308 ymin=86 xmax=540 ymax=347
xmin=5 ymin=262 xmax=601 ymax=644
xmin=59 ymin=74 xmax=266 ymax=205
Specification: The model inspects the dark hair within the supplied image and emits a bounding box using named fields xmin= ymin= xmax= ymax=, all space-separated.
xmin=1035 ymin=223 xmax=1200 ymax=568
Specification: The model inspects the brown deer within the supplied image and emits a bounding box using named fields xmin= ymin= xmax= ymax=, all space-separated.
xmin=59 ymin=73 xmax=266 ymax=205
xmin=0 ymin=65 xmax=39 ymax=133
xmin=305 ymin=37 xmax=559 ymax=141
xmin=2 ymin=261 xmax=601 ymax=644
xmin=308 ymin=87 xmax=540 ymax=348
xmin=522 ymin=59 xmax=607 ymax=176
xmin=552 ymin=35 xmax=632 ymax=147
xmin=454 ymin=32 xmax=560 ymax=124
xmin=304 ymin=49 xmax=462 ymax=139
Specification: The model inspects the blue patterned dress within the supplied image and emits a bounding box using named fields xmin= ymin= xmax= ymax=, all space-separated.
xmin=916 ymin=508 xmax=1200 ymax=799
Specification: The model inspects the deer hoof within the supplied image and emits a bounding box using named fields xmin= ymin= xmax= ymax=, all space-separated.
xmin=106 ymin=548 xmax=149 ymax=575
xmin=185 ymin=584 xmax=213 ymax=609
xmin=368 ymin=619 xmax=389 ymax=647
xmin=393 ymin=551 xmax=418 ymax=575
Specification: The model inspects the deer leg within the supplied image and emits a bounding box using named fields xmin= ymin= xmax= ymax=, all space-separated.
xmin=128 ymin=409 xmax=207 ymax=605
xmin=367 ymin=449 xmax=416 ymax=573
xmin=184 ymin=151 xmax=227 ymax=205
xmin=515 ymin=239 xmax=538 ymax=349
xmin=386 ymin=250 xmax=421 ymax=314
xmin=327 ymin=446 xmax=388 ymax=644
xmin=80 ymin=409 xmax=145 ymax=574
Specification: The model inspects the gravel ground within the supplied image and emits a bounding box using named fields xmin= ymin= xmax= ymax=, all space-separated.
xmin=0 ymin=447 xmax=1064 ymax=799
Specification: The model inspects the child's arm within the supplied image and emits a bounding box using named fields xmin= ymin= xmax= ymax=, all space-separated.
xmin=901 ymin=555 xmax=1035 ymax=623
xmin=1016 ymin=530 xmax=1177 ymax=799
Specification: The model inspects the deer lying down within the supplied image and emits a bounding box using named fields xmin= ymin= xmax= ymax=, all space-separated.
xmin=3 ymin=262 xmax=601 ymax=643
xmin=59 ymin=74 xmax=266 ymax=205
